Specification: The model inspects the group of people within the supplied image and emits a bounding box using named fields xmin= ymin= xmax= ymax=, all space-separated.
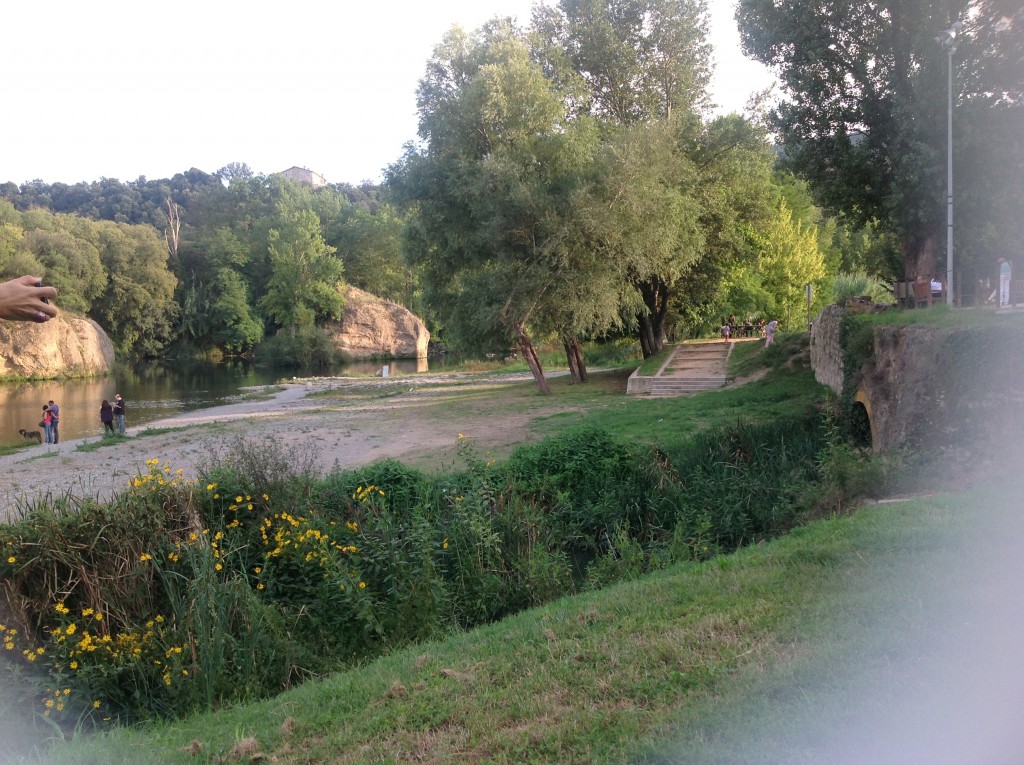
xmin=0 ymin=274 xmax=133 ymax=443
xmin=40 ymin=400 xmax=59 ymax=444
xmin=720 ymin=315 xmax=778 ymax=347
xmin=35 ymin=394 xmax=127 ymax=444
xmin=100 ymin=394 xmax=127 ymax=436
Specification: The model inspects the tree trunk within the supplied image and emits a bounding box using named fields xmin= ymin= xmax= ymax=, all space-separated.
xmin=163 ymin=196 xmax=182 ymax=266
xmin=639 ymin=314 xmax=658 ymax=358
xmin=636 ymin=277 xmax=669 ymax=357
xmin=562 ymin=337 xmax=589 ymax=383
xmin=517 ymin=326 xmax=550 ymax=395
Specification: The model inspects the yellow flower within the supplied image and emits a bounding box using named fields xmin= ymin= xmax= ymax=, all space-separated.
xmin=70 ymin=661 xmax=78 ymax=670
xmin=54 ymin=603 xmax=69 ymax=615
xmin=253 ymin=567 xmax=262 ymax=574
xmin=236 ymin=496 xmax=243 ymax=503
xmin=215 ymin=563 xmax=223 ymax=571
xmin=81 ymin=608 xmax=94 ymax=617
xmin=358 ymin=581 xmax=366 ymax=589
xmin=6 ymin=556 xmax=14 ymax=564
xmin=256 ymin=583 xmax=265 ymax=590
xmin=94 ymin=613 xmax=103 ymax=621
xmin=92 ymin=700 xmax=101 ymax=709
xmin=65 ymin=624 xmax=77 ymax=636
xmin=443 ymin=539 xmax=449 ymax=550
xmin=262 ymin=494 xmax=269 ymax=501
xmin=206 ymin=483 xmax=217 ymax=491
xmin=140 ymin=553 xmax=153 ymax=562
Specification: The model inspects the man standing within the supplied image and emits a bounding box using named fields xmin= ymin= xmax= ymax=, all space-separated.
xmin=998 ymin=258 xmax=1012 ymax=307
xmin=764 ymin=319 xmax=779 ymax=348
xmin=113 ymin=394 xmax=126 ymax=436
xmin=47 ymin=400 xmax=59 ymax=444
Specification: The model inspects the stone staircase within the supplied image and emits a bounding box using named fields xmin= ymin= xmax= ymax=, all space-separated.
xmin=628 ymin=341 xmax=735 ymax=397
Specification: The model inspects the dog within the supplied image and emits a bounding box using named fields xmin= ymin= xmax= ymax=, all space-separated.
xmin=19 ymin=428 xmax=42 ymax=444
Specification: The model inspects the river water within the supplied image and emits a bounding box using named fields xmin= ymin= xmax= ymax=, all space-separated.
xmin=0 ymin=357 xmax=429 ymax=445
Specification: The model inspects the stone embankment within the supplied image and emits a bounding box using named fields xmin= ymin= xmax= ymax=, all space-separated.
xmin=810 ymin=304 xmax=1024 ymax=452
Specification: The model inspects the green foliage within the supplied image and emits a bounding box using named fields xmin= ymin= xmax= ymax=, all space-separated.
xmin=831 ymin=271 xmax=893 ymax=305
xmin=1 ymin=401 xmax=856 ymax=728
xmin=737 ymin=0 xmax=1024 ymax=276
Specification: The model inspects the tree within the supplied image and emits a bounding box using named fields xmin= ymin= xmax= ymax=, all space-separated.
xmin=260 ymin=207 xmax=345 ymax=333
xmin=87 ymin=221 xmax=179 ymax=357
xmin=737 ymin=0 xmax=1024 ymax=283
xmin=532 ymin=0 xmax=713 ymax=121
xmin=391 ymin=21 xmax=607 ymax=394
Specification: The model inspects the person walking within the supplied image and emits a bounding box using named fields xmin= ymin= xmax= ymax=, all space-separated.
xmin=100 ymin=399 xmax=115 ymax=436
xmin=47 ymin=399 xmax=60 ymax=444
xmin=41 ymin=404 xmax=54 ymax=444
xmin=764 ymin=318 xmax=779 ymax=348
xmin=998 ymin=257 xmax=1012 ymax=307
xmin=112 ymin=393 xmax=126 ymax=436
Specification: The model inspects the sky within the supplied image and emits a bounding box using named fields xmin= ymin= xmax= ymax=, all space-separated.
xmin=2 ymin=0 xmax=777 ymax=188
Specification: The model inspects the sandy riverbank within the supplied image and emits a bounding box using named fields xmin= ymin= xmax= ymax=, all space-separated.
xmin=0 ymin=371 xmax=561 ymax=521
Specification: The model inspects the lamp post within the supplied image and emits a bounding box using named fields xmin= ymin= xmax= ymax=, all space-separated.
xmin=936 ymin=21 xmax=961 ymax=307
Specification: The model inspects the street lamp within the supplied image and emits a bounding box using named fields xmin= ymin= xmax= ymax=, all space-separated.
xmin=936 ymin=21 xmax=961 ymax=307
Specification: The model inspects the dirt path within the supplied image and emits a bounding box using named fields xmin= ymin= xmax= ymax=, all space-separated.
xmin=0 ymin=372 xmax=570 ymax=521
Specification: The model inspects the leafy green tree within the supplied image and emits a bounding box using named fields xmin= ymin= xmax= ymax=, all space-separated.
xmin=391 ymin=21 xmax=609 ymax=393
xmin=533 ymin=0 xmax=713 ymax=121
xmin=327 ymin=205 xmax=418 ymax=308
xmin=210 ymin=269 xmax=264 ymax=353
xmin=737 ymin=0 xmax=1024 ymax=283
xmin=87 ymin=221 xmax=179 ymax=357
xmin=260 ymin=208 xmax=345 ymax=333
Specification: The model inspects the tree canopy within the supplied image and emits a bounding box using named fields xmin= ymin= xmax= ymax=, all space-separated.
xmin=737 ymin=0 xmax=1024 ymax=286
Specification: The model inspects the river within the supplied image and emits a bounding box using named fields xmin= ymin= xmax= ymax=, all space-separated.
xmin=0 ymin=357 xmax=430 ymax=445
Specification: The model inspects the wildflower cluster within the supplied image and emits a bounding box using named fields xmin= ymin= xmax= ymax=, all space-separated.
xmin=45 ymin=604 xmax=190 ymax=719
xmin=129 ymin=458 xmax=190 ymax=492
xmin=262 ymin=511 xmax=359 ymax=567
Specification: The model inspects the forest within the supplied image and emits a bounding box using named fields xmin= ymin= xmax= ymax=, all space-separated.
xmin=0 ymin=0 xmax=1019 ymax=384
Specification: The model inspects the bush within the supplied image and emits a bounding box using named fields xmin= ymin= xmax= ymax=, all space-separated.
xmin=2 ymin=411 xmax=854 ymax=729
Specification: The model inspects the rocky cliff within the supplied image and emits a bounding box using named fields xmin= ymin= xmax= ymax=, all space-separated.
xmin=0 ymin=314 xmax=115 ymax=379
xmin=325 ymin=286 xmax=429 ymax=360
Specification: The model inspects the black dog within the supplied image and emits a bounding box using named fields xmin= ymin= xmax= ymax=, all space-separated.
xmin=19 ymin=428 xmax=42 ymax=444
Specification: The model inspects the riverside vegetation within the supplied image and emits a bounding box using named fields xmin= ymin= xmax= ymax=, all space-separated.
xmin=0 ymin=336 xmax=936 ymax=762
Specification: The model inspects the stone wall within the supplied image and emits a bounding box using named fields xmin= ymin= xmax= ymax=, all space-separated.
xmin=810 ymin=306 xmax=1024 ymax=452
xmin=0 ymin=315 xmax=115 ymax=379
xmin=809 ymin=304 xmax=845 ymax=395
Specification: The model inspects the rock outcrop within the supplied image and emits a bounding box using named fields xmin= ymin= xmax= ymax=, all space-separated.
xmin=325 ymin=287 xmax=429 ymax=360
xmin=0 ymin=314 xmax=115 ymax=379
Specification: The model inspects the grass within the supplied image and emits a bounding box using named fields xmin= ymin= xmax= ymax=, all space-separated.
xmin=0 ymin=442 xmax=40 ymax=457
xmin=25 ymin=476 xmax=1018 ymax=764
xmin=73 ymin=434 xmax=130 ymax=453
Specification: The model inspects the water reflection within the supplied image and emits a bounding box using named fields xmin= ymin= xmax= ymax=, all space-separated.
xmin=0 ymin=357 xmax=433 ymax=445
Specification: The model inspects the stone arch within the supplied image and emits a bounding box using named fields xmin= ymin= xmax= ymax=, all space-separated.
xmin=853 ymin=389 xmax=876 ymax=450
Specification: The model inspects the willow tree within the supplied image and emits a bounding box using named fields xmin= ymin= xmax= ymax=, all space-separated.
xmin=388 ymin=22 xmax=611 ymax=394
xmin=532 ymin=0 xmax=716 ymax=355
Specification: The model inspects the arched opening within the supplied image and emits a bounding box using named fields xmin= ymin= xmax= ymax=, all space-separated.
xmin=853 ymin=389 xmax=876 ymax=450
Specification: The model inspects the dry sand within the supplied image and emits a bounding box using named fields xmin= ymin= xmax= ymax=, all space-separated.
xmin=0 ymin=371 xmax=574 ymax=520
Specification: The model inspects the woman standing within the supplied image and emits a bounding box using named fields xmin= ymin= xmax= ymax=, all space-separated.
xmin=41 ymin=404 xmax=53 ymax=444
xmin=99 ymin=399 xmax=115 ymax=436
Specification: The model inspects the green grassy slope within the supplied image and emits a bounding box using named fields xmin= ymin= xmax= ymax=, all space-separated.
xmin=33 ymin=477 xmax=1023 ymax=764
